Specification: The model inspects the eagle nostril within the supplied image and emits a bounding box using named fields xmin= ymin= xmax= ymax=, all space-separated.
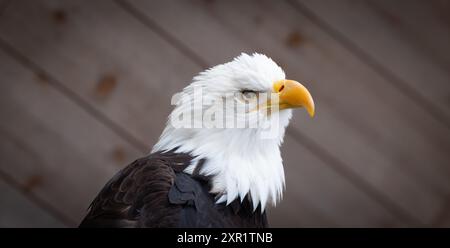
xmin=278 ymin=84 xmax=285 ymax=92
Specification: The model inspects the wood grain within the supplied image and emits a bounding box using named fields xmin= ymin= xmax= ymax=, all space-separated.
xmin=0 ymin=0 xmax=201 ymax=150
xmin=0 ymin=0 xmax=448 ymax=226
xmin=368 ymin=0 xmax=450 ymax=72
xmin=297 ymin=0 xmax=450 ymax=132
xmin=276 ymin=135 xmax=402 ymax=227
xmin=0 ymin=178 xmax=66 ymax=227
xmin=0 ymin=48 xmax=142 ymax=225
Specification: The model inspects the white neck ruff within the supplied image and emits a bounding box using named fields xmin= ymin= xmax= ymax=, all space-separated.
xmin=152 ymin=110 xmax=292 ymax=212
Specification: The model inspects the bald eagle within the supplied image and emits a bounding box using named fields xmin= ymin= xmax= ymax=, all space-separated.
xmin=79 ymin=53 xmax=315 ymax=228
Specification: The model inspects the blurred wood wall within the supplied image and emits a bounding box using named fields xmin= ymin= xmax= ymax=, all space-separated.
xmin=0 ymin=0 xmax=449 ymax=227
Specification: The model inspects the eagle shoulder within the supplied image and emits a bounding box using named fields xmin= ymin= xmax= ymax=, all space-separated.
xmin=79 ymin=151 xmax=193 ymax=228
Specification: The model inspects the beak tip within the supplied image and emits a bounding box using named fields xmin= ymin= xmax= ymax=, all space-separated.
xmin=306 ymin=98 xmax=315 ymax=118
xmin=307 ymin=108 xmax=315 ymax=118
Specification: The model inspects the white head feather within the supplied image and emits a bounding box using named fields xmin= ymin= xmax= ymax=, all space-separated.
xmin=152 ymin=53 xmax=293 ymax=212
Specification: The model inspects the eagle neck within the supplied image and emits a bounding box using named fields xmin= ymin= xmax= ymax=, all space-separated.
xmin=153 ymin=126 xmax=286 ymax=212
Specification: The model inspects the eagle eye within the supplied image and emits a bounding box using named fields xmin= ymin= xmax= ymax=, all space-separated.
xmin=241 ymin=90 xmax=257 ymax=100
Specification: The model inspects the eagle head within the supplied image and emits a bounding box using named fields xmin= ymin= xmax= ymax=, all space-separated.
xmin=153 ymin=53 xmax=314 ymax=211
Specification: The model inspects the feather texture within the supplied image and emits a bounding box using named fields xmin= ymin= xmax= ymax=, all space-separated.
xmin=79 ymin=151 xmax=267 ymax=228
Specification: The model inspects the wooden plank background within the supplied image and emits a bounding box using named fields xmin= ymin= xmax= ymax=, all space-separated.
xmin=0 ymin=0 xmax=449 ymax=227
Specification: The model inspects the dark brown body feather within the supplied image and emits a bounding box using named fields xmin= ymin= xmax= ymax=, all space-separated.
xmin=79 ymin=151 xmax=268 ymax=228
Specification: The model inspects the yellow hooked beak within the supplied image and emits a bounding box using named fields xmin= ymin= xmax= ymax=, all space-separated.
xmin=271 ymin=79 xmax=315 ymax=117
